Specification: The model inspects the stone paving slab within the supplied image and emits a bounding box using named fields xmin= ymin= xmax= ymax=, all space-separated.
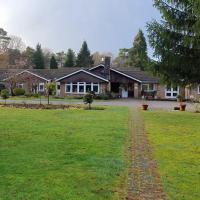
xmin=126 ymin=109 xmax=166 ymax=200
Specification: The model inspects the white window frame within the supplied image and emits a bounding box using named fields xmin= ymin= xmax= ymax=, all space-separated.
xmin=17 ymin=83 xmax=24 ymax=88
xmin=198 ymin=85 xmax=200 ymax=94
xmin=38 ymin=83 xmax=45 ymax=92
xmin=65 ymin=82 xmax=100 ymax=94
xmin=65 ymin=83 xmax=72 ymax=93
xmin=165 ymin=85 xmax=179 ymax=98
xmin=141 ymin=84 xmax=155 ymax=92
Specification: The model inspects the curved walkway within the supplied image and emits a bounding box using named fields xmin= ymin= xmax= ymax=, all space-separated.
xmin=127 ymin=109 xmax=166 ymax=200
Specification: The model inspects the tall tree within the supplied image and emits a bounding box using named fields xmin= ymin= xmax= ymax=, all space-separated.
xmin=22 ymin=46 xmax=35 ymax=67
xmin=0 ymin=28 xmax=10 ymax=53
xmin=147 ymin=0 xmax=200 ymax=85
xmin=64 ymin=49 xmax=76 ymax=67
xmin=113 ymin=48 xmax=129 ymax=67
xmin=76 ymin=41 xmax=93 ymax=67
xmin=50 ymin=55 xmax=58 ymax=69
xmin=128 ymin=30 xmax=148 ymax=71
xmin=33 ymin=43 xmax=45 ymax=69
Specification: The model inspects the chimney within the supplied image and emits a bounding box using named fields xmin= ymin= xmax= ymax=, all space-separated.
xmin=104 ymin=56 xmax=111 ymax=80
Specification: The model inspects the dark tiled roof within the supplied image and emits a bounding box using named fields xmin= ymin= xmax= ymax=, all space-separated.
xmin=0 ymin=69 xmax=24 ymax=81
xmin=27 ymin=68 xmax=83 ymax=80
xmin=112 ymin=67 xmax=159 ymax=83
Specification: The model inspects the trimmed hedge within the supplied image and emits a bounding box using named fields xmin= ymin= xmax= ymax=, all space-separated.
xmin=13 ymin=88 xmax=25 ymax=96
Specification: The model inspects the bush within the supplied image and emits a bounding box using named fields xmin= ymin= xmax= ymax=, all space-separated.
xmin=13 ymin=88 xmax=25 ymax=96
xmin=33 ymin=93 xmax=40 ymax=98
xmin=25 ymin=93 xmax=33 ymax=97
xmin=83 ymin=93 xmax=94 ymax=109
xmin=94 ymin=92 xmax=115 ymax=100
xmin=1 ymin=89 xmax=9 ymax=104
xmin=0 ymin=83 xmax=5 ymax=92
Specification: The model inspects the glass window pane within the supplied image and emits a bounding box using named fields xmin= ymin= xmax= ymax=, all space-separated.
xmin=79 ymin=85 xmax=84 ymax=93
xmin=93 ymin=85 xmax=99 ymax=93
xmin=72 ymin=84 xmax=77 ymax=93
xmin=86 ymin=84 xmax=91 ymax=92
xmin=149 ymin=84 xmax=154 ymax=90
xmin=142 ymin=85 xmax=148 ymax=91
xmin=166 ymin=93 xmax=171 ymax=97
xmin=66 ymin=85 xmax=71 ymax=93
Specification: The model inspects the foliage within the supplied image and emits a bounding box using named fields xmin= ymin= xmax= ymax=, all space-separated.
xmin=22 ymin=46 xmax=35 ymax=66
xmin=147 ymin=1 xmax=200 ymax=86
xmin=76 ymin=41 xmax=94 ymax=67
xmin=1 ymin=89 xmax=9 ymax=104
xmin=143 ymin=111 xmax=200 ymax=200
xmin=64 ymin=49 xmax=76 ymax=67
xmin=113 ymin=48 xmax=129 ymax=67
xmin=128 ymin=30 xmax=149 ymax=71
xmin=50 ymin=55 xmax=58 ymax=69
xmin=0 ymin=107 xmax=128 ymax=200
xmin=13 ymin=88 xmax=25 ymax=96
xmin=45 ymin=82 xmax=56 ymax=104
xmin=33 ymin=43 xmax=45 ymax=69
xmin=0 ymin=83 xmax=5 ymax=92
xmin=83 ymin=92 xmax=94 ymax=109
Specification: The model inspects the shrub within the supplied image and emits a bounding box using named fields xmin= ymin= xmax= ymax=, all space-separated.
xmin=13 ymin=88 xmax=25 ymax=96
xmin=0 ymin=83 xmax=5 ymax=92
xmin=1 ymin=89 xmax=9 ymax=104
xmin=83 ymin=92 xmax=94 ymax=109
xmin=33 ymin=93 xmax=40 ymax=98
xmin=94 ymin=92 xmax=114 ymax=100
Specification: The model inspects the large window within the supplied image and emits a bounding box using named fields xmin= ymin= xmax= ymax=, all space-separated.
xmin=142 ymin=84 xmax=154 ymax=91
xmin=65 ymin=82 xmax=99 ymax=94
xmin=165 ymin=85 xmax=179 ymax=98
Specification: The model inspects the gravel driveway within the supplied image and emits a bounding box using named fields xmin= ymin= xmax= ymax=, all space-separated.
xmin=0 ymin=98 xmax=194 ymax=111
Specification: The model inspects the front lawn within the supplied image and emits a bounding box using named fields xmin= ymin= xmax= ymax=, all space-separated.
xmin=142 ymin=111 xmax=200 ymax=200
xmin=0 ymin=107 xmax=128 ymax=200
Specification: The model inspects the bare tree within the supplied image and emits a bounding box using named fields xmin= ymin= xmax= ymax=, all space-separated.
xmin=8 ymin=35 xmax=26 ymax=52
xmin=0 ymin=28 xmax=10 ymax=53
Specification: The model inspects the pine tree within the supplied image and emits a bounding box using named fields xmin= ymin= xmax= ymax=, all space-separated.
xmin=50 ymin=55 xmax=58 ymax=69
xmin=76 ymin=41 xmax=93 ymax=67
xmin=33 ymin=43 xmax=45 ymax=69
xmin=128 ymin=30 xmax=149 ymax=71
xmin=147 ymin=0 xmax=200 ymax=85
xmin=64 ymin=49 xmax=76 ymax=67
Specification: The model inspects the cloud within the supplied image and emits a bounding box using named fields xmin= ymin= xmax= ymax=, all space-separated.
xmin=0 ymin=0 xmax=160 ymax=55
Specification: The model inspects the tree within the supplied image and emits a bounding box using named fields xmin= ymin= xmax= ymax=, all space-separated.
xmin=50 ymin=56 xmax=58 ymax=69
xmin=43 ymin=48 xmax=53 ymax=68
xmin=33 ymin=43 xmax=45 ymax=69
xmin=45 ymin=82 xmax=56 ymax=105
xmin=92 ymin=52 xmax=113 ymax=66
xmin=83 ymin=92 xmax=94 ymax=109
xmin=22 ymin=46 xmax=35 ymax=67
xmin=147 ymin=1 xmax=200 ymax=86
xmin=56 ymin=51 xmax=66 ymax=68
xmin=64 ymin=49 xmax=76 ymax=67
xmin=1 ymin=89 xmax=9 ymax=104
xmin=0 ymin=28 xmax=10 ymax=53
xmin=113 ymin=48 xmax=129 ymax=67
xmin=8 ymin=35 xmax=26 ymax=52
xmin=128 ymin=30 xmax=148 ymax=71
xmin=76 ymin=41 xmax=93 ymax=67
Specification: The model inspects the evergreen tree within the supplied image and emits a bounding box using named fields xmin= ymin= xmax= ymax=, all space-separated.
xmin=50 ymin=55 xmax=58 ymax=69
xmin=76 ymin=41 xmax=93 ymax=67
xmin=128 ymin=30 xmax=148 ymax=71
xmin=147 ymin=1 xmax=200 ymax=85
xmin=64 ymin=49 xmax=76 ymax=67
xmin=33 ymin=43 xmax=45 ymax=69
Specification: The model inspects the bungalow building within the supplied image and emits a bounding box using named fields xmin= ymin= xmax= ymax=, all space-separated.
xmin=0 ymin=57 xmax=200 ymax=100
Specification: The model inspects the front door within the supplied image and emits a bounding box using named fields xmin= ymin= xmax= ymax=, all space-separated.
xmin=122 ymin=88 xmax=128 ymax=98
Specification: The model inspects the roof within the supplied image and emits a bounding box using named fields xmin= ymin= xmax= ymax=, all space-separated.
xmin=0 ymin=69 xmax=24 ymax=81
xmin=111 ymin=67 xmax=159 ymax=83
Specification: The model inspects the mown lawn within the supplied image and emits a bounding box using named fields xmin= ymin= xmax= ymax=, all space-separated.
xmin=0 ymin=107 xmax=129 ymax=200
xmin=142 ymin=111 xmax=200 ymax=200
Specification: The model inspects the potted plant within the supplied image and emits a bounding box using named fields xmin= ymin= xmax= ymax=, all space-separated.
xmin=176 ymin=94 xmax=186 ymax=111
xmin=142 ymin=96 xmax=149 ymax=111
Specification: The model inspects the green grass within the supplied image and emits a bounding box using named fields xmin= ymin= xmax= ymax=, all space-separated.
xmin=142 ymin=110 xmax=200 ymax=200
xmin=0 ymin=107 xmax=129 ymax=200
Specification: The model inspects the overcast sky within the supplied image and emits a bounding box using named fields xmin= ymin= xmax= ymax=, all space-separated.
xmin=0 ymin=0 xmax=161 ymax=56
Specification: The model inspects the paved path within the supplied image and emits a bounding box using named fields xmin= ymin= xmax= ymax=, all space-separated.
xmin=127 ymin=109 xmax=166 ymax=200
xmin=0 ymin=98 xmax=194 ymax=111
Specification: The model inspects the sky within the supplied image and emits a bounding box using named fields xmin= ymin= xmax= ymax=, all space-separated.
xmin=0 ymin=0 xmax=161 ymax=56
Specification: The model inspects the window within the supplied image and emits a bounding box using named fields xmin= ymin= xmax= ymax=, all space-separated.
xmin=18 ymin=83 xmax=23 ymax=88
xmin=38 ymin=83 xmax=44 ymax=92
xmin=65 ymin=83 xmax=71 ymax=93
xmin=165 ymin=85 xmax=179 ymax=98
xmin=198 ymin=85 xmax=200 ymax=94
xmin=93 ymin=83 xmax=99 ymax=93
xmin=142 ymin=84 xmax=154 ymax=91
xmin=78 ymin=82 xmax=85 ymax=93
xmin=65 ymin=82 xmax=99 ymax=94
